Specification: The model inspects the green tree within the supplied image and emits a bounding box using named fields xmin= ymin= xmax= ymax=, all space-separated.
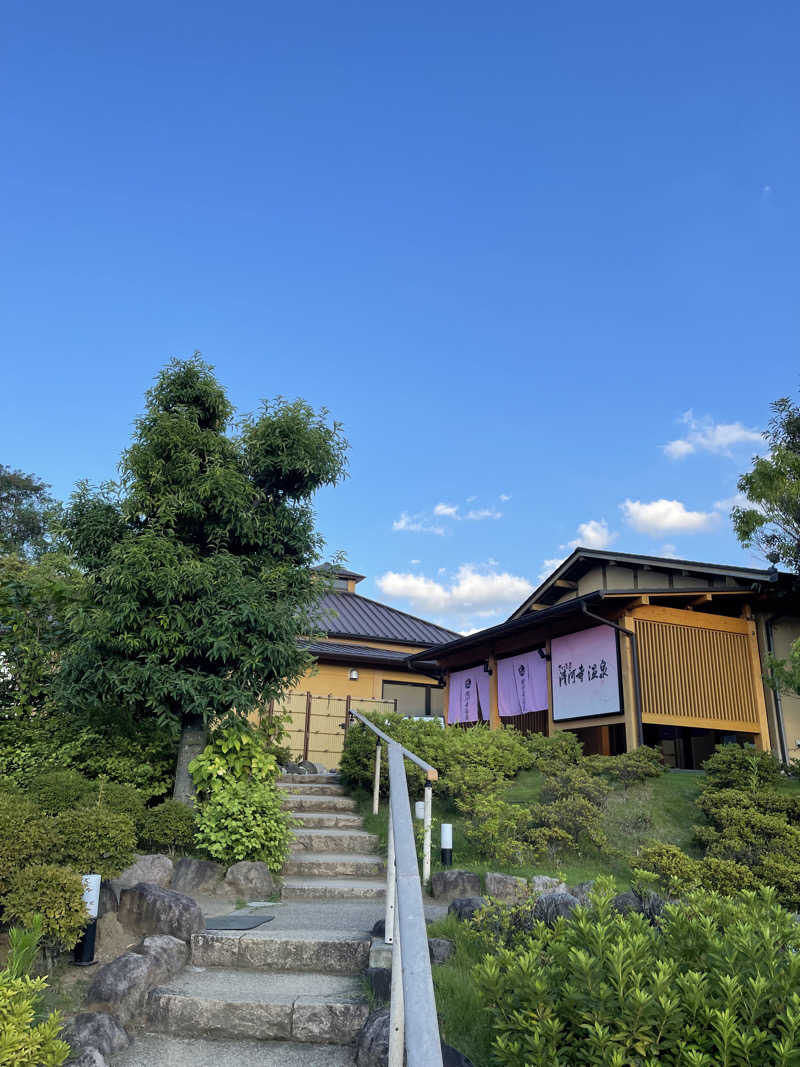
xmin=58 ymin=356 xmax=347 ymax=801
xmin=733 ymin=392 xmax=800 ymax=696
xmin=0 ymin=465 xmax=59 ymax=558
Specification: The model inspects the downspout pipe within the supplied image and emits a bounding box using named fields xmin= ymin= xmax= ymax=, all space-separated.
xmin=765 ymin=617 xmax=789 ymax=765
xmin=580 ymin=603 xmax=644 ymax=748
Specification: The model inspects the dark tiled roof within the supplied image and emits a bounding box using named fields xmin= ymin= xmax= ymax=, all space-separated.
xmin=312 ymin=590 xmax=458 ymax=647
xmin=301 ymin=640 xmax=411 ymax=664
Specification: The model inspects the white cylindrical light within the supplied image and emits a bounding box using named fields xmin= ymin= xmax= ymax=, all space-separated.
xmin=415 ymin=800 xmax=425 ymax=820
xmin=82 ymin=874 xmax=101 ymax=920
xmin=441 ymin=823 xmax=453 ymax=850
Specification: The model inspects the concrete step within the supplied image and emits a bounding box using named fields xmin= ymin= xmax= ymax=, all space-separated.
xmin=278 ymin=774 xmax=341 ymax=785
xmin=280 ymin=877 xmax=386 ymax=901
xmin=278 ymin=782 xmax=348 ymax=796
xmin=292 ymin=811 xmax=364 ymax=830
xmin=283 ymin=853 xmax=384 ymax=879
xmin=192 ymin=929 xmax=370 ymax=974
xmin=291 ymin=828 xmax=379 ymax=854
xmin=112 ymin=1033 xmax=356 ymax=1066
xmin=282 ymin=794 xmax=358 ymax=813
xmin=146 ymin=967 xmax=368 ymax=1045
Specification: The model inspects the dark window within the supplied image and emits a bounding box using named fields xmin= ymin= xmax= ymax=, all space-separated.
xmin=382 ymin=680 xmax=444 ymax=718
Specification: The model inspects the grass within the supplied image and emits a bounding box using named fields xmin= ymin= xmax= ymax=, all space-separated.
xmin=355 ymin=767 xmax=707 ymax=889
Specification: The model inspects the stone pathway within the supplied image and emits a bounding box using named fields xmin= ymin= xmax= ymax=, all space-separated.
xmin=112 ymin=771 xmax=407 ymax=1065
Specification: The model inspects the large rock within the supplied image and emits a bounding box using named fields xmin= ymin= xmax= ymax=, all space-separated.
xmin=299 ymin=759 xmax=321 ymax=774
xmin=66 ymin=1049 xmax=106 ymax=1067
xmin=110 ymin=855 xmax=173 ymax=896
xmin=131 ymin=934 xmax=189 ymax=983
xmin=428 ymin=937 xmax=455 ymax=964
xmin=569 ymin=880 xmax=595 ymax=905
xmin=530 ymin=875 xmax=567 ymax=897
xmin=224 ymin=860 xmax=275 ymax=899
xmin=61 ymin=1012 xmax=129 ymax=1059
xmin=430 ymin=869 xmax=481 ymax=901
xmin=285 ymin=761 xmax=306 ymax=774
xmin=366 ymin=966 xmax=392 ymax=1002
xmin=533 ymin=891 xmax=580 ymax=927
xmin=612 ymin=890 xmax=665 ymax=923
xmin=485 ymin=872 xmax=529 ymax=902
xmin=447 ymin=897 xmax=488 ymax=922
xmin=170 ymin=857 xmax=226 ymax=895
xmin=118 ymin=883 xmax=204 ymax=942
xmin=84 ymin=952 xmax=158 ymax=1025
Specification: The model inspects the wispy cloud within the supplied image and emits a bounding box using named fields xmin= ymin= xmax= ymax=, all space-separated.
xmin=377 ymin=563 xmax=533 ymax=616
xmin=660 ymin=543 xmax=680 ymax=559
xmin=538 ymin=556 xmax=567 ymax=581
xmin=433 ymin=502 xmax=459 ymax=518
xmin=567 ymin=518 xmax=617 ymax=551
xmin=499 ymin=493 xmax=512 ymax=502
xmin=392 ymin=511 xmax=446 ymax=536
xmin=663 ymin=411 xmax=762 ymax=460
xmin=621 ymin=498 xmax=718 ymax=535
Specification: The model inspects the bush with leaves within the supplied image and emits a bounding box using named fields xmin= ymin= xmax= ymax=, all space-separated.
xmin=189 ymin=723 xmax=279 ymax=795
xmin=27 ymin=769 xmax=92 ymax=814
xmin=635 ymin=843 xmax=758 ymax=897
xmin=194 ymin=779 xmax=293 ymax=871
xmin=51 ymin=807 xmax=136 ymax=879
xmin=473 ymin=880 xmax=800 ymax=1067
xmin=0 ymin=795 xmax=55 ymax=897
xmin=139 ymin=800 xmax=196 ymax=854
xmin=460 ymin=792 xmax=570 ymax=867
xmin=539 ymin=764 xmax=610 ymax=807
xmin=585 ymin=744 xmax=665 ymax=787
xmin=703 ymin=742 xmax=783 ymax=792
xmin=526 ymin=730 xmax=583 ymax=773
xmin=3 ymin=865 xmax=88 ymax=951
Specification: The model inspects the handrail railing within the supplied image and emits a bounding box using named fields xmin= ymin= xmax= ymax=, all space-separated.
xmin=346 ymin=709 xmax=443 ymax=1067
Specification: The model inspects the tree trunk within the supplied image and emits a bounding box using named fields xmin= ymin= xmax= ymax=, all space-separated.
xmin=173 ymin=716 xmax=208 ymax=807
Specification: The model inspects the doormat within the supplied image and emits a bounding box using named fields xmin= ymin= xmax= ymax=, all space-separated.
xmin=205 ymin=915 xmax=275 ymax=930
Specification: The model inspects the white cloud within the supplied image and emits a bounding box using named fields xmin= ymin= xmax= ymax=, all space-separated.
xmin=660 ymin=543 xmax=680 ymax=559
xmin=663 ymin=410 xmax=762 ymax=459
xmin=410 ymin=559 xmax=420 ymax=565
xmin=392 ymin=512 xmax=445 ymax=536
xmin=621 ymin=498 xmax=718 ymax=535
xmin=713 ymin=492 xmax=750 ymax=512
xmin=538 ymin=556 xmax=567 ymax=581
xmin=377 ymin=564 xmax=533 ymax=616
xmin=464 ymin=507 xmax=502 ymax=521
xmin=433 ymin=502 xmax=459 ymax=517
xmin=567 ymin=519 xmax=617 ymax=551
xmin=499 ymin=493 xmax=511 ymax=502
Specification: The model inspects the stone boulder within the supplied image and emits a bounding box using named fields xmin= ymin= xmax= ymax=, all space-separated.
xmin=530 ymin=875 xmax=567 ymax=897
xmin=131 ymin=934 xmax=189 ymax=984
xmin=569 ymin=880 xmax=595 ymax=905
xmin=66 ymin=1049 xmax=106 ymax=1067
xmin=447 ymin=896 xmax=488 ymax=922
xmin=170 ymin=857 xmax=226 ymax=895
xmin=371 ymin=918 xmax=386 ymax=938
xmin=98 ymin=881 xmax=118 ymax=918
xmin=224 ymin=860 xmax=274 ymax=900
xmin=110 ymin=854 xmax=173 ymax=896
xmin=430 ymin=869 xmax=481 ymax=901
xmin=84 ymin=952 xmax=158 ymax=1025
xmin=612 ymin=890 xmax=665 ymax=923
xmin=61 ymin=1012 xmax=129 ymax=1059
xmin=118 ymin=883 xmax=204 ymax=942
xmin=285 ymin=761 xmax=306 ymax=774
xmin=355 ymin=1008 xmax=475 ymax=1066
xmin=428 ymin=937 xmax=455 ymax=964
xmin=485 ymin=872 xmax=529 ymax=902
xmin=366 ymin=966 xmax=392 ymax=1002
xmin=533 ymin=891 xmax=580 ymax=927
xmin=299 ymin=759 xmax=322 ymax=774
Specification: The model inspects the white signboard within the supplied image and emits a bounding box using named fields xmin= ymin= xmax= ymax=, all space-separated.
xmin=551 ymin=626 xmax=622 ymax=722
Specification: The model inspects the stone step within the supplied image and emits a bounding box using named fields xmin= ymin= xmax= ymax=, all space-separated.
xmin=278 ymin=782 xmax=348 ymax=796
xmin=292 ymin=811 xmax=364 ymax=830
xmin=280 ymin=877 xmax=386 ymax=901
xmin=283 ymin=853 xmax=384 ymax=879
xmin=146 ymin=967 xmax=368 ymax=1045
xmin=278 ymin=774 xmax=341 ymax=785
xmin=192 ymin=929 xmax=371 ymax=974
xmin=282 ymin=794 xmax=358 ymax=813
xmin=291 ymin=828 xmax=379 ymax=854
xmin=112 ymin=1033 xmax=356 ymax=1066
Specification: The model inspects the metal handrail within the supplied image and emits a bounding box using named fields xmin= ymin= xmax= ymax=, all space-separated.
xmin=346 ymin=710 xmax=443 ymax=1067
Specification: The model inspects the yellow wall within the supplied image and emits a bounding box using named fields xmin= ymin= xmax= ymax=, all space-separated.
xmin=302 ymin=659 xmax=438 ymax=701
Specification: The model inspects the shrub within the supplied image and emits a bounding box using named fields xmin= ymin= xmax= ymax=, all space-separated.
xmin=703 ymin=743 xmax=782 ymax=792
xmin=459 ymin=793 xmax=571 ymax=866
xmin=441 ymin=761 xmax=500 ymax=805
xmin=0 ymin=972 xmax=70 ymax=1065
xmin=527 ymin=730 xmax=583 ymax=773
xmin=3 ymin=865 xmax=88 ymax=950
xmin=635 ymin=843 xmax=758 ymax=897
xmin=0 ymin=795 xmax=55 ymax=897
xmin=50 ymin=807 xmax=136 ymax=878
xmin=85 ymin=778 xmax=147 ymax=828
xmin=585 ymin=745 xmax=666 ymax=787
xmin=474 ymin=883 xmax=800 ymax=1066
xmin=534 ymin=794 xmax=608 ymax=852
xmin=539 ymin=764 xmax=610 ymax=807
xmin=194 ymin=779 xmax=294 ymax=871
xmin=139 ymin=800 xmax=196 ymax=854
xmin=189 ymin=723 xmax=279 ymax=797
xmin=27 ymin=769 xmax=92 ymax=814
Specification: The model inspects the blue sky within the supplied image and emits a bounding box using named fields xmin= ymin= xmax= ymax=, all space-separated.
xmin=1 ymin=2 xmax=798 ymax=633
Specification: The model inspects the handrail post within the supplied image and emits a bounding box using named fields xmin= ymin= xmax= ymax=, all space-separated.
xmin=373 ymin=741 xmax=381 ymax=815
xmin=388 ymin=888 xmax=404 ymax=1066
xmin=385 ymin=806 xmax=395 ymax=945
xmin=422 ymin=782 xmax=432 ymax=884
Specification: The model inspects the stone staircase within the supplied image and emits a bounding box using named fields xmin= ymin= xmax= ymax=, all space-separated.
xmin=112 ymin=771 xmax=383 ymax=1065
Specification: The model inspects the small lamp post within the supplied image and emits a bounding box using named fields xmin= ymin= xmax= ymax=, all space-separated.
xmin=441 ymin=823 xmax=453 ymax=867
xmin=72 ymin=874 xmax=101 ymax=967
xmin=414 ymin=800 xmax=425 ymax=820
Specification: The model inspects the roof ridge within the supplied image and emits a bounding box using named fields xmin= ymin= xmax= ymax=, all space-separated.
xmin=338 ymin=589 xmax=460 ymax=639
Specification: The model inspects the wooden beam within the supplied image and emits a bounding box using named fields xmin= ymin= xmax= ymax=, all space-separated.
xmin=488 ymin=655 xmax=500 ymax=730
xmin=686 ymin=593 xmax=712 ymax=608
xmin=553 ymin=579 xmax=578 ymax=590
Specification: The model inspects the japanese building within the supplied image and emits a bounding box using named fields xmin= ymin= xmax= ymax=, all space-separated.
xmin=409 ymin=549 xmax=800 ymax=769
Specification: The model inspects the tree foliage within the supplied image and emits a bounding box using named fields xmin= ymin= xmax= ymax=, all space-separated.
xmin=0 ymin=465 xmax=58 ymax=559
xmin=57 ymin=356 xmax=347 ymax=736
